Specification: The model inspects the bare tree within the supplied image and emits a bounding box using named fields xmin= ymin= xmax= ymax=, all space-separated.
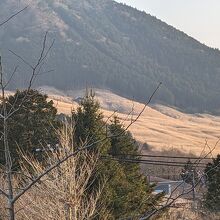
xmin=1 ymin=122 xmax=109 ymax=220
xmin=139 ymin=142 xmax=220 ymax=219
xmin=0 ymin=30 xmax=54 ymax=219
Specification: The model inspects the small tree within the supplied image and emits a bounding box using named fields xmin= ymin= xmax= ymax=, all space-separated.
xmin=181 ymin=159 xmax=198 ymax=185
xmin=204 ymin=155 xmax=220 ymax=212
xmin=0 ymin=89 xmax=59 ymax=168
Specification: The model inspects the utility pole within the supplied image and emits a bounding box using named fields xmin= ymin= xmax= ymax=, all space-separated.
xmin=191 ymin=170 xmax=196 ymax=210
xmin=192 ymin=171 xmax=196 ymax=200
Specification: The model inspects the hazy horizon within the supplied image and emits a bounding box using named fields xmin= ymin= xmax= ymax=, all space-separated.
xmin=116 ymin=0 xmax=220 ymax=49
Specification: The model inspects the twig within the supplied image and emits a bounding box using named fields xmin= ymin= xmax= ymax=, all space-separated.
xmin=0 ymin=6 xmax=28 ymax=27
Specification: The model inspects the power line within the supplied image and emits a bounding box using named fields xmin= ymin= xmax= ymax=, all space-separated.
xmin=101 ymin=157 xmax=207 ymax=168
xmin=102 ymin=156 xmax=208 ymax=165
xmin=112 ymin=154 xmax=213 ymax=160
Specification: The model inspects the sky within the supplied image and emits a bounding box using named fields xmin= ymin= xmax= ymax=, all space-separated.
xmin=116 ymin=0 xmax=220 ymax=49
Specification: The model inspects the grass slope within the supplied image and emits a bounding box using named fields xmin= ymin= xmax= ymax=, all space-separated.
xmin=44 ymin=88 xmax=220 ymax=156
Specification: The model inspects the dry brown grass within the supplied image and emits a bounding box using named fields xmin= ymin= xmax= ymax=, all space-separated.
xmin=47 ymin=89 xmax=220 ymax=156
xmin=0 ymin=124 xmax=109 ymax=220
xmin=160 ymin=207 xmax=220 ymax=220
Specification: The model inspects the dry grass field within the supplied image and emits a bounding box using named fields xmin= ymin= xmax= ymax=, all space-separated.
xmin=41 ymin=87 xmax=220 ymax=156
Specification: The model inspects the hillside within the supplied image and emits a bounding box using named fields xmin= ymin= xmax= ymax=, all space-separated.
xmin=1 ymin=0 xmax=220 ymax=112
xmin=42 ymin=87 xmax=220 ymax=156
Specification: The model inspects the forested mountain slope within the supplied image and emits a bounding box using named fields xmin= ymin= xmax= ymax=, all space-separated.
xmin=1 ymin=0 xmax=220 ymax=113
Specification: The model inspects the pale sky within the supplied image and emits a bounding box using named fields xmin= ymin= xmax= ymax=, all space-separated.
xmin=116 ymin=0 xmax=220 ymax=49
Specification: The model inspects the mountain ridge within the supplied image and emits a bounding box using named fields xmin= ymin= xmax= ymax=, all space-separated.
xmin=1 ymin=0 xmax=220 ymax=113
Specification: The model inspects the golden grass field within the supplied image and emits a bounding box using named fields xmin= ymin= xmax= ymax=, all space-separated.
xmin=44 ymin=88 xmax=220 ymax=156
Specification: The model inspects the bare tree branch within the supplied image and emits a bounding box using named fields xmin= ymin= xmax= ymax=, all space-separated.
xmin=7 ymin=33 xmax=55 ymax=119
xmin=141 ymin=156 xmax=220 ymax=219
xmin=8 ymin=50 xmax=33 ymax=69
xmin=3 ymin=66 xmax=19 ymax=89
xmin=0 ymin=6 xmax=28 ymax=27
xmin=0 ymin=187 xmax=9 ymax=198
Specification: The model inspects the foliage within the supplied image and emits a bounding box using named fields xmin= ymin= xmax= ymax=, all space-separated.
xmin=108 ymin=116 xmax=162 ymax=218
xmin=72 ymin=92 xmax=162 ymax=219
xmin=72 ymin=90 xmax=108 ymax=154
xmin=0 ymin=89 xmax=59 ymax=168
xmin=204 ymin=155 xmax=220 ymax=212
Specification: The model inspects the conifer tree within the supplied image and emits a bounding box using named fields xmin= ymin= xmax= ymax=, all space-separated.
xmin=108 ymin=116 xmax=162 ymax=218
xmin=72 ymin=91 xmax=122 ymax=218
xmin=0 ymin=89 xmax=59 ymax=167
xmin=72 ymin=92 xmax=162 ymax=219
xmin=72 ymin=90 xmax=109 ymax=154
xmin=204 ymin=155 xmax=220 ymax=212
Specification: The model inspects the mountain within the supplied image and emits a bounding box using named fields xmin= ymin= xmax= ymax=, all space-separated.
xmin=1 ymin=0 xmax=220 ymax=113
